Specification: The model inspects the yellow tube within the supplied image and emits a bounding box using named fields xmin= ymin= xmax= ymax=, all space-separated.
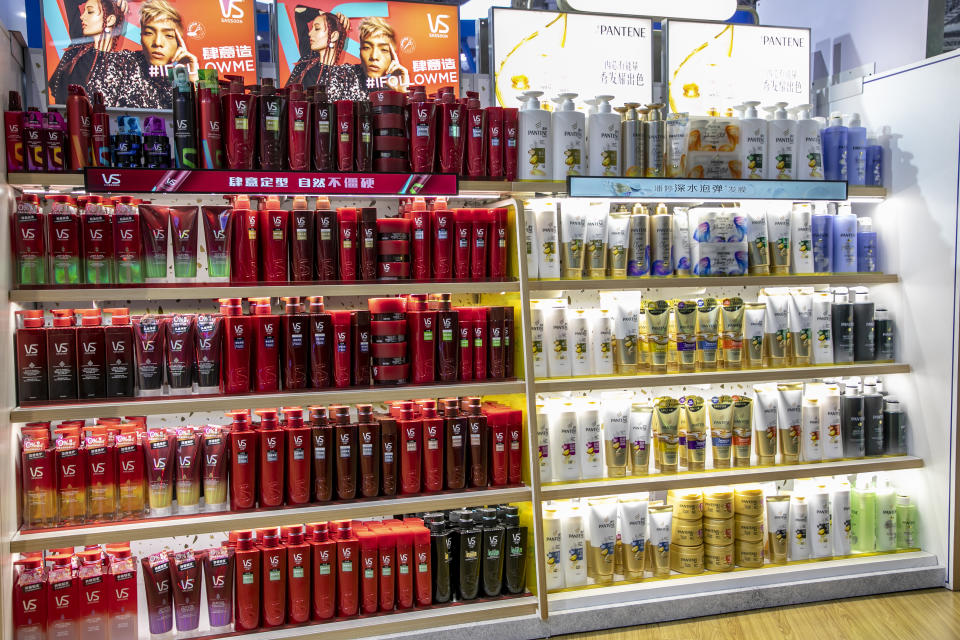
xmin=674 ymin=300 xmax=698 ymax=372
xmin=709 ymin=395 xmax=734 ymax=469
xmin=731 ymin=396 xmax=754 ymax=467
xmin=682 ymin=395 xmax=707 ymax=470
xmin=654 ymin=397 xmax=681 ymax=472
xmin=645 ymin=300 xmax=670 ymax=371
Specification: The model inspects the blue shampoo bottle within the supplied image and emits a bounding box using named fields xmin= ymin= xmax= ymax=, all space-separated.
xmin=811 ymin=202 xmax=833 ymax=273
xmin=857 ymin=217 xmax=878 ymax=272
xmin=832 ymin=204 xmax=858 ymax=272
xmin=846 ymin=113 xmax=867 ymax=185
xmin=821 ymin=112 xmax=848 ymax=181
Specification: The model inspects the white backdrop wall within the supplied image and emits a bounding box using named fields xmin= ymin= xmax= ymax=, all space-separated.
xmin=830 ymin=49 xmax=960 ymax=587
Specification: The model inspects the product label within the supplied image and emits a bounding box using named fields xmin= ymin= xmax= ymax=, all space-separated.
xmin=406 ymin=440 xmax=417 ymax=452
xmin=341 ymin=561 xmax=353 ymax=572
xmin=242 ymin=571 xmax=254 ymax=584
xmin=270 ymin=569 xmax=281 ymax=581
xmin=339 ymin=445 xmax=352 ymax=458
xmin=294 ymin=567 xmax=305 ymax=578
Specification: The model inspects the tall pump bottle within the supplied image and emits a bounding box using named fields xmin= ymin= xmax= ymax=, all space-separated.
xmin=550 ymin=93 xmax=585 ymax=180
xmin=170 ymin=66 xmax=199 ymax=168
xmin=621 ymin=103 xmax=646 ymax=177
xmin=766 ymin=102 xmax=797 ymax=180
xmin=643 ymin=104 xmax=665 ymax=177
xmin=794 ymin=104 xmax=824 ymax=180
xmin=517 ymin=91 xmax=552 ymax=179
xmin=740 ymin=101 xmax=767 ymax=179
xmin=846 ymin=113 xmax=868 ymax=185
xmin=822 ymin=112 xmax=848 ymax=181
xmin=588 ymin=95 xmax=620 ymax=177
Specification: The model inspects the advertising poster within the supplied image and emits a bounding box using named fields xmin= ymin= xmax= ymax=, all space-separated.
xmin=665 ymin=21 xmax=811 ymax=115
xmin=491 ymin=8 xmax=653 ymax=108
xmin=42 ymin=0 xmax=257 ymax=108
xmin=276 ymin=1 xmax=460 ymax=98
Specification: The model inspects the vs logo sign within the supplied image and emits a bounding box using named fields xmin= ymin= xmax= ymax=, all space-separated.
xmin=427 ymin=13 xmax=450 ymax=35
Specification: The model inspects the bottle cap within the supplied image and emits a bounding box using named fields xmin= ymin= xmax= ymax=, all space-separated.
xmin=331 ymin=405 xmax=351 ymax=424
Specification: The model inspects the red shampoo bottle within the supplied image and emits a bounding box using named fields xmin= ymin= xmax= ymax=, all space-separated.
xmin=4 ymin=90 xmax=24 ymax=171
xmin=486 ymin=106 xmax=504 ymax=177
xmin=409 ymin=198 xmax=431 ymax=280
xmin=421 ymin=402 xmax=444 ymax=492
xmin=335 ymin=100 xmax=355 ymax=171
xmin=331 ymin=310 xmax=352 ymax=388
xmin=234 ymin=531 xmax=261 ymax=630
xmin=283 ymin=407 xmax=311 ymax=505
xmin=336 ymin=521 xmax=360 ymax=617
xmin=315 ymin=197 xmax=338 ymax=280
xmin=398 ymin=402 xmax=422 ymax=495
xmin=338 ymin=208 xmax=358 ymax=281
xmin=431 ymin=199 xmax=453 ymax=279
xmin=307 ymin=296 xmax=333 ymax=388
xmin=471 ymin=208 xmax=491 ymax=279
xmin=358 ymin=530 xmax=379 ymax=613
xmin=259 ymin=527 xmax=287 ymax=627
xmin=250 ymin=297 xmax=280 ymax=392
xmin=285 ymin=525 xmax=311 ymax=623
xmin=308 ymin=522 xmax=336 ymax=620
xmin=289 ymin=197 xmax=315 ymax=281
xmin=256 ymin=409 xmax=285 ymax=508
xmin=281 ymin=297 xmax=309 ymax=390
xmin=230 ymin=195 xmax=259 ymax=283
xmin=407 ymin=294 xmax=436 ymax=384
xmin=503 ymin=107 xmax=519 ymax=181
xmin=67 ymin=84 xmax=93 ymax=169
xmin=259 ymin=196 xmax=288 ymax=282
xmin=287 ymin=83 xmax=311 ymax=171
xmin=228 ymin=411 xmax=258 ymax=510
xmin=220 ymin=298 xmax=252 ymax=393
xmin=453 ymin=209 xmax=472 ymax=280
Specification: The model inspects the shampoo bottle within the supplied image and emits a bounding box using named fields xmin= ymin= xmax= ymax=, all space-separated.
xmin=517 ymin=91 xmax=552 ymax=179
xmin=832 ymin=204 xmax=858 ymax=272
xmin=620 ymin=103 xmax=646 ymax=177
xmin=643 ymin=104 xmax=666 ymax=177
xmin=739 ymin=101 xmax=767 ymax=179
xmin=766 ymin=102 xmax=796 ymax=180
xmin=846 ymin=113 xmax=868 ymax=185
xmin=551 ymin=93 xmax=585 ymax=179
xmin=588 ymin=95 xmax=620 ymax=177
xmin=856 ymin=217 xmax=878 ymax=272
xmin=821 ymin=112 xmax=848 ymax=181
xmin=794 ymin=104 xmax=824 ymax=179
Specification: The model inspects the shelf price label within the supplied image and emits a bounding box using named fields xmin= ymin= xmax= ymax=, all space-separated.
xmin=84 ymin=169 xmax=458 ymax=196
xmin=567 ymin=177 xmax=848 ymax=201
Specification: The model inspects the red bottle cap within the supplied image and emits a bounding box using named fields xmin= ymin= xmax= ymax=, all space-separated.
xmin=337 ymin=520 xmax=353 ymax=538
xmin=103 ymin=308 xmax=131 ymax=325
xmin=406 ymin=294 xmax=428 ymax=311
xmin=249 ymin=298 xmax=272 ymax=315
xmin=51 ymin=309 xmax=76 ymax=327
xmin=397 ymin=401 xmax=416 ymax=421
xmin=255 ymin=408 xmax=279 ymax=429
xmin=368 ymin=297 xmax=406 ymax=315
xmin=235 ymin=531 xmax=256 ymax=550
xmin=218 ymin=298 xmax=243 ymax=315
xmin=308 ymin=406 xmax=328 ymax=424
xmin=282 ymin=407 xmax=304 ymax=428
xmin=17 ymin=309 xmax=45 ymax=328
xmin=307 ymin=522 xmax=329 ymax=542
xmin=315 ymin=196 xmax=331 ymax=211
xmin=337 ymin=207 xmax=358 ymax=223
xmin=79 ymin=309 xmax=102 ymax=326
xmin=281 ymin=297 xmax=302 ymax=314
xmin=226 ymin=410 xmax=251 ymax=431
xmin=259 ymin=528 xmax=280 ymax=548
xmin=330 ymin=405 xmax=351 ymax=425
xmin=306 ymin=296 xmax=325 ymax=313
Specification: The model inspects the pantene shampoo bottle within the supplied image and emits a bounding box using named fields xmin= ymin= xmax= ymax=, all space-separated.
xmin=588 ymin=95 xmax=620 ymax=177
xmin=740 ymin=101 xmax=767 ymax=180
xmin=794 ymin=104 xmax=824 ymax=180
xmin=620 ymin=103 xmax=645 ymax=177
xmin=551 ymin=93 xmax=585 ymax=180
xmin=643 ymin=104 xmax=666 ymax=177
xmin=517 ymin=91 xmax=552 ymax=180
xmin=822 ymin=112 xmax=848 ymax=181
xmin=766 ymin=102 xmax=796 ymax=180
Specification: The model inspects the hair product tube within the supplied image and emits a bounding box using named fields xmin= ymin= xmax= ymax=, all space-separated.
xmin=560 ymin=206 xmax=587 ymax=279
xmin=732 ymin=396 xmax=753 ymax=467
xmin=628 ymin=404 xmax=652 ymax=475
xmin=645 ymin=300 xmax=670 ymax=371
xmin=560 ymin=506 xmax=587 ymax=587
xmin=766 ymin=495 xmax=790 ymax=563
xmin=762 ymin=292 xmax=789 ymax=367
xmin=696 ymin=298 xmax=720 ymax=370
xmin=682 ymin=395 xmax=707 ymax=470
xmin=169 ymin=206 xmax=199 ymax=280
xmin=547 ymin=406 xmax=579 ymax=481
xmin=655 ymin=397 xmax=681 ymax=472
xmin=788 ymin=496 xmax=809 ymax=560
xmin=776 ymin=383 xmax=803 ymax=464
xmin=627 ymin=205 xmax=650 ymax=277
xmin=743 ymin=302 xmax=766 ymax=369
xmin=142 ymin=553 xmax=174 ymax=635
xmin=720 ymin=297 xmax=744 ymax=369
xmin=601 ymin=400 xmax=629 ymax=477
xmin=753 ymin=385 xmax=779 ymax=465
xmin=709 ymin=395 xmax=734 ymax=468
xmin=169 ymin=550 xmax=202 ymax=631
xmin=586 ymin=499 xmax=617 ymax=583
xmin=648 ymin=505 xmax=673 ymax=577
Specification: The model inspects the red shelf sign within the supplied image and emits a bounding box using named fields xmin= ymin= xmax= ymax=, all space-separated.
xmin=84 ymin=169 xmax=458 ymax=196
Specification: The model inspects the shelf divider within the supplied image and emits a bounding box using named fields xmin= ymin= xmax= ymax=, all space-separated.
xmin=527 ymin=273 xmax=899 ymax=292
xmin=10 ymin=485 xmax=532 ymax=552
xmin=540 ymin=455 xmax=923 ymax=500
xmin=534 ymin=362 xmax=910 ymax=394
xmin=10 ymin=379 xmax=526 ymax=421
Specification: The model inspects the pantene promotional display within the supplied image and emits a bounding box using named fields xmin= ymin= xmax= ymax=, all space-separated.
xmin=491 ymin=8 xmax=653 ymax=109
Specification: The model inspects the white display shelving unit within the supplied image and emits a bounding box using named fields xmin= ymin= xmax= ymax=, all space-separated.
xmin=0 ymin=168 xmax=943 ymax=639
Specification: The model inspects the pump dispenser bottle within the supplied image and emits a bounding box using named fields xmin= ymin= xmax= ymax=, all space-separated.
xmin=846 ymin=113 xmax=868 ymax=185
xmin=588 ymin=95 xmax=620 ymax=177
xmin=740 ymin=101 xmax=766 ymax=179
xmin=643 ymin=104 xmax=665 ymax=177
xmin=550 ymin=93 xmax=585 ymax=179
xmin=621 ymin=103 xmax=646 ymax=177
xmin=766 ymin=102 xmax=796 ymax=180
xmin=794 ymin=104 xmax=824 ymax=179
xmin=517 ymin=91 xmax=552 ymax=179
xmin=822 ymin=112 xmax=848 ymax=181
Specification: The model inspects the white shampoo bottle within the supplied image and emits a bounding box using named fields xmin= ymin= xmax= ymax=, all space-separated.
xmin=766 ymin=102 xmax=797 ymax=180
xmin=551 ymin=93 xmax=586 ymax=180
xmin=740 ymin=100 xmax=767 ymax=180
xmin=794 ymin=104 xmax=824 ymax=180
xmin=588 ymin=95 xmax=621 ymax=177
xmin=518 ymin=90 xmax=552 ymax=180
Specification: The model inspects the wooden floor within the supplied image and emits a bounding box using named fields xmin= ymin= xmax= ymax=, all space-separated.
xmin=557 ymin=588 xmax=960 ymax=639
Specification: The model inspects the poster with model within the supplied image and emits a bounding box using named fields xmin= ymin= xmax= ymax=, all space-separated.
xmin=42 ymin=0 xmax=257 ymax=108
xmin=276 ymin=0 xmax=460 ymax=98
xmin=664 ymin=21 xmax=810 ymax=115
xmin=490 ymin=8 xmax=653 ymax=109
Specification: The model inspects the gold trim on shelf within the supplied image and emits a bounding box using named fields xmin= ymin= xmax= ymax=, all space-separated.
xmin=10 ymin=280 xmax=521 ymax=303
xmin=527 ymin=273 xmax=899 ymax=292
xmin=534 ymin=363 xmax=911 ymax=394
xmin=10 ymin=485 xmax=533 ymax=552
xmin=540 ymin=455 xmax=924 ymax=500
xmin=10 ymin=380 xmax=527 ymax=421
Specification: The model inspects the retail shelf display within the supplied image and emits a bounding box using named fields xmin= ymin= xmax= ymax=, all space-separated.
xmin=2 ymin=12 xmax=955 ymax=639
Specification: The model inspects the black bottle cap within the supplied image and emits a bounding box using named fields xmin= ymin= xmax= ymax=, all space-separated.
xmin=505 ymin=513 xmax=520 ymax=526
xmin=428 ymin=521 xmax=446 ymax=534
xmin=422 ymin=512 xmax=445 ymax=525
